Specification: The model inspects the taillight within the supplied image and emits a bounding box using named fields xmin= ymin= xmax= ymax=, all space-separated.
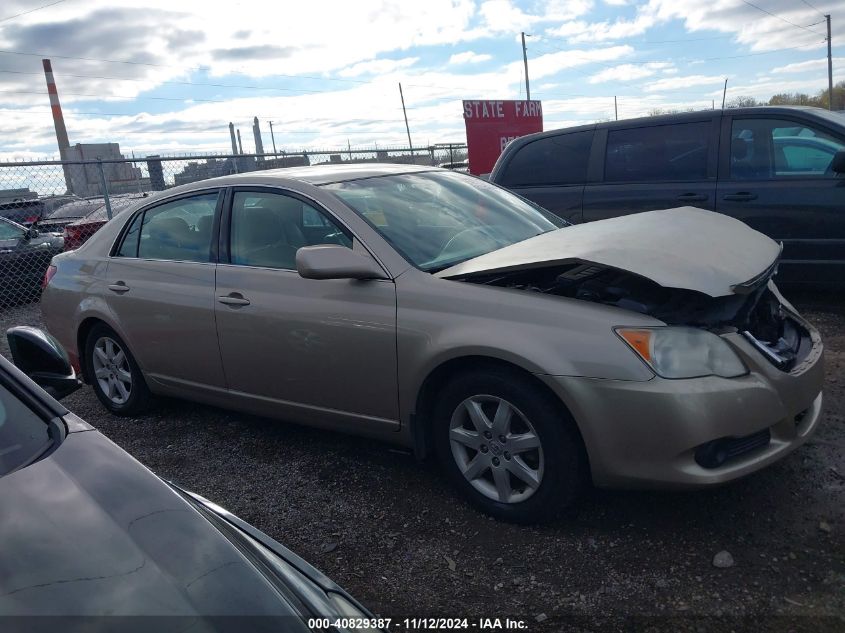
xmin=63 ymin=226 xmax=81 ymax=250
xmin=24 ymin=215 xmax=38 ymax=224
xmin=43 ymin=265 xmax=57 ymax=289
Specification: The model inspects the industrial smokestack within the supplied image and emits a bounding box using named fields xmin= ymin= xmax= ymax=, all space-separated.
xmin=228 ymin=122 xmax=238 ymax=155
xmin=236 ymin=129 xmax=244 ymax=154
xmin=252 ymin=116 xmax=265 ymax=160
xmin=42 ymin=59 xmax=73 ymax=193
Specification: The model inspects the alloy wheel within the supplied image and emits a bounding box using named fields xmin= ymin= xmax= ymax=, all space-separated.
xmin=92 ymin=336 xmax=132 ymax=405
xmin=449 ymin=394 xmax=545 ymax=504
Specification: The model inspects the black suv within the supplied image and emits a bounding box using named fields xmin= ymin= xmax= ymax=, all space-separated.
xmin=489 ymin=106 xmax=845 ymax=284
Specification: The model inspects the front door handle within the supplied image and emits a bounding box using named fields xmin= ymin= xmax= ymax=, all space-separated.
xmin=723 ymin=192 xmax=758 ymax=202
xmin=217 ymin=293 xmax=251 ymax=307
xmin=676 ymin=193 xmax=708 ymax=202
xmin=108 ymin=281 xmax=129 ymax=293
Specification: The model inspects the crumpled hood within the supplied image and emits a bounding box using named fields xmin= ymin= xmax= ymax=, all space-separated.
xmin=436 ymin=207 xmax=781 ymax=297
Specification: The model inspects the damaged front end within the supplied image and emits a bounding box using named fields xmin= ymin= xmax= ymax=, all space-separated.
xmin=451 ymin=261 xmax=812 ymax=373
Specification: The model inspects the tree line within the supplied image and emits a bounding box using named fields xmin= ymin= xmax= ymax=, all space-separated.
xmin=649 ymin=81 xmax=845 ymax=116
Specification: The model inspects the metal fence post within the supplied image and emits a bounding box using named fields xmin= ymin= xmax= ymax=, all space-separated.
xmin=97 ymin=158 xmax=113 ymax=219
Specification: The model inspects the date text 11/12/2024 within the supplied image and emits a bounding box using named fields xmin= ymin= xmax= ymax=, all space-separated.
xmin=308 ymin=617 xmax=531 ymax=630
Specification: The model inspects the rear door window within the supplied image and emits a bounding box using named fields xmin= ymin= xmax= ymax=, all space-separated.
xmin=605 ymin=122 xmax=710 ymax=182
xmin=115 ymin=192 xmax=219 ymax=262
xmin=499 ymin=131 xmax=594 ymax=186
xmin=730 ymin=118 xmax=845 ymax=179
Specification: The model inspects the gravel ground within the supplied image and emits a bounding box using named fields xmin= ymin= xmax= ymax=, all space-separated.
xmin=1 ymin=290 xmax=843 ymax=632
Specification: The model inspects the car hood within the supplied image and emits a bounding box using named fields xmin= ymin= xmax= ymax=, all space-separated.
xmin=0 ymin=430 xmax=299 ymax=628
xmin=436 ymin=207 xmax=781 ymax=297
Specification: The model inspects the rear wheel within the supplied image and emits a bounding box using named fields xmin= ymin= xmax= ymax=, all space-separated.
xmin=85 ymin=324 xmax=152 ymax=415
xmin=434 ymin=370 xmax=585 ymax=523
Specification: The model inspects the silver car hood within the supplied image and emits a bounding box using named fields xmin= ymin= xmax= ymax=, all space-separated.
xmin=436 ymin=207 xmax=781 ymax=297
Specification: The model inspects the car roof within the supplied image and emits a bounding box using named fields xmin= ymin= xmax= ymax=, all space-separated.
xmin=504 ymin=105 xmax=841 ymax=145
xmin=156 ymin=163 xmax=436 ymax=199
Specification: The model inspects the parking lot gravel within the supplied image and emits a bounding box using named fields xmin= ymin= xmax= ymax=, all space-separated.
xmin=1 ymin=289 xmax=843 ymax=632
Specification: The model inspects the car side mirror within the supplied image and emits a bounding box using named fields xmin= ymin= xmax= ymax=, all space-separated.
xmin=6 ymin=326 xmax=81 ymax=400
xmin=831 ymin=150 xmax=845 ymax=175
xmin=25 ymin=227 xmax=39 ymax=239
xmin=296 ymin=245 xmax=388 ymax=280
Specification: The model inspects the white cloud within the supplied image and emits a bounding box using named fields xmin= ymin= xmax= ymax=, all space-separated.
xmin=644 ymin=74 xmax=727 ymax=92
xmin=772 ymin=57 xmax=844 ymax=74
xmin=550 ymin=14 xmax=657 ymax=43
xmin=339 ymin=57 xmax=419 ymax=78
xmin=588 ymin=62 xmax=673 ymax=84
xmin=448 ymin=51 xmax=493 ymax=65
xmin=511 ymin=46 xmax=634 ymax=80
xmin=646 ymin=0 xmax=833 ymax=53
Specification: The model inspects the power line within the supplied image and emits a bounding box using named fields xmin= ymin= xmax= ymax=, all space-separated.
xmin=0 ymin=0 xmax=68 ymax=25
xmin=798 ymin=0 xmax=827 ymax=19
xmin=739 ymin=0 xmax=825 ymax=35
xmin=637 ymin=20 xmax=825 ymax=43
xmin=0 ymin=47 xmax=409 ymax=88
xmin=536 ymin=39 xmax=825 ymax=69
xmin=0 ymin=67 xmax=475 ymax=102
xmin=0 ymin=68 xmax=344 ymax=95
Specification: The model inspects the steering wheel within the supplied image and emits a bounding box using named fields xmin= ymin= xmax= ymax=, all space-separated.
xmin=437 ymin=227 xmax=498 ymax=260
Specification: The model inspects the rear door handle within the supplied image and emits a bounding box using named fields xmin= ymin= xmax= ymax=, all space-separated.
xmin=217 ymin=293 xmax=251 ymax=307
xmin=676 ymin=193 xmax=708 ymax=202
xmin=723 ymin=192 xmax=758 ymax=202
xmin=108 ymin=282 xmax=129 ymax=293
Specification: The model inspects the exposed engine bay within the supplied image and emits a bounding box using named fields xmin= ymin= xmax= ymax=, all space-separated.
xmin=455 ymin=262 xmax=812 ymax=372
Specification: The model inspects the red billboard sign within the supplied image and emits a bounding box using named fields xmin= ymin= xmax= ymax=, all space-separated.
xmin=462 ymin=100 xmax=543 ymax=175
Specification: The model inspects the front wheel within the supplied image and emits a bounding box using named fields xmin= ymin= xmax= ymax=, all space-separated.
xmin=434 ymin=370 xmax=585 ymax=523
xmin=85 ymin=324 xmax=152 ymax=415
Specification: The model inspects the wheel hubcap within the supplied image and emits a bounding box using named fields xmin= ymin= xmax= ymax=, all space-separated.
xmin=92 ymin=336 xmax=132 ymax=405
xmin=449 ymin=395 xmax=544 ymax=504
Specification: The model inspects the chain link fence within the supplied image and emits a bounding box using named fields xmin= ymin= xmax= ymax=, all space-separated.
xmin=0 ymin=144 xmax=467 ymax=309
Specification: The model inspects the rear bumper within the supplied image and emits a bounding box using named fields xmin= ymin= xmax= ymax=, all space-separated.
xmin=538 ymin=325 xmax=824 ymax=489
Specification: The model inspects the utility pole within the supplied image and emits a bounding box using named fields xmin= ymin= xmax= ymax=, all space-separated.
xmin=399 ymin=82 xmax=414 ymax=158
xmin=521 ymin=32 xmax=531 ymax=101
xmin=614 ymin=95 xmax=618 ymax=121
xmin=268 ymin=121 xmax=278 ymax=155
xmin=721 ymin=78 xmax=728 ymax=109
xmin=826 ymin=14 xmax=834 ymax=110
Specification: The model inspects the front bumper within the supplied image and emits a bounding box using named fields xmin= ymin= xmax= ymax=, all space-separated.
xmin=538 ymin=323 xmax=824 ymax=489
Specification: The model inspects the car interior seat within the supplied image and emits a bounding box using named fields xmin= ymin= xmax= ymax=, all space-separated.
xmin=234 ymin=205 xmax=301 ymax=270
xmin=145 ymin=216 xmax=192 ymax=260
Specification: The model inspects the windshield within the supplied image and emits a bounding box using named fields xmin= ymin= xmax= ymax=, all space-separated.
xmin=0 ymin=380 xmax=53 ymax=476
xmin=324 ymin=171 xmax=566 ymax=272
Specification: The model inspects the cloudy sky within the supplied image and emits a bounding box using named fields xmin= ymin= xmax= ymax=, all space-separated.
xmin=0 ymin=0 xmax=842 ymax=159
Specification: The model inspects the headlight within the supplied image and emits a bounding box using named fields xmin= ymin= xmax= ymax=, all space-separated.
xmin=616 ymin=327 xmax=747 ymax=379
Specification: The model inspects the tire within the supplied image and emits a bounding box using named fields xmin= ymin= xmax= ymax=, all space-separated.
xmin=84 ymin=323 xmax=153 ymax=415
xmin=433 ymin=369 xmax=585 ymax=524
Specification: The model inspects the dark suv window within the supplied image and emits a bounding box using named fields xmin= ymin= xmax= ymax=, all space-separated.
xmin=730 ymin=118 xmax=845 ymax=179
xmin=605 ymin=122 xmax=710 ymax=182
xmin=499 ymin=131 xmax=594 ymax=187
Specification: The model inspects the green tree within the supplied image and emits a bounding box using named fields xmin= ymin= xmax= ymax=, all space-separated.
xmin=727 ymin=96 xmax=759 ymax=108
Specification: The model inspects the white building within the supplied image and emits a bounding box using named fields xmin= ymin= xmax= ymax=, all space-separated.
xmin=64 ymin=143 xmax=150 ymax=196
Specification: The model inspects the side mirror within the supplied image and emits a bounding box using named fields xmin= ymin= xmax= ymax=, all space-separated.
xmin=6 ymin=326 xmax=81 ymax=400
xmin=25 ymin=227 xmax=39 ymax=239
xmin=296 ymin=245 xmax=388 ymax=281
xmin=831 ymin=150 xmax=845 ymax=174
